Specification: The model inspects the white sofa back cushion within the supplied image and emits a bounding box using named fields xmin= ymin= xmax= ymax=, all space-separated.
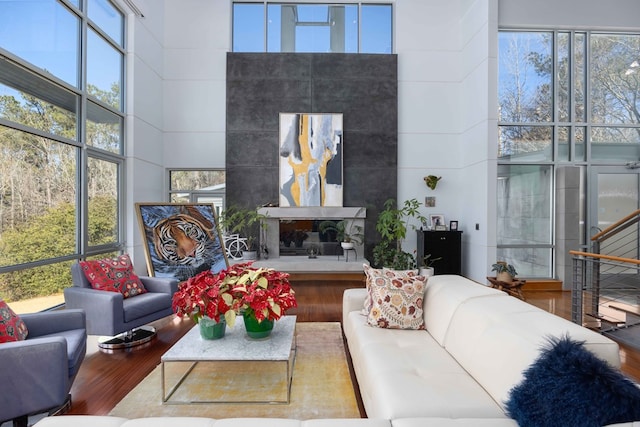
xmin=442 ymin=292 xmax=621 ymax=410
xmin=423 ymin=275 xmax=506 ymax=345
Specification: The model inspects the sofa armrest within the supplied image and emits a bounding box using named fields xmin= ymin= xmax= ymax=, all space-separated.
xmin=343 ymin=288 xmax=367 ymax=322
xmin=21 ymin=309 xmax=86 ymax=338
xmin=140 ymin=276 xmax=178 ymax=295
xmin=0 ymin=337 xmax=70 ymax=421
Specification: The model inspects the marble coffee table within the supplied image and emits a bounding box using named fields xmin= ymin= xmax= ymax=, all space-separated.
xmin=161 ymin=315 xmax=297 ymax=404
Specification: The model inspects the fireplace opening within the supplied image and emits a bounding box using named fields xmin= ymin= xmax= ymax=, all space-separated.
xmin=279 ymin=219 xmax=342 ymax=256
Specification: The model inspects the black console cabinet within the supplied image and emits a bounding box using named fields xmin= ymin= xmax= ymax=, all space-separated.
xmin=417 ymin=230 xmax=463 ymax=275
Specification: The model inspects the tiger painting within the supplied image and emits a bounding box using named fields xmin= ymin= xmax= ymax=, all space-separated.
xmin=138 ymin=204 xmax=228 ymax=281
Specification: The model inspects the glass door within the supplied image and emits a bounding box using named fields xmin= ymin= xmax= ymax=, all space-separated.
xmin=588 ymin=166 xmax=640 ymax=259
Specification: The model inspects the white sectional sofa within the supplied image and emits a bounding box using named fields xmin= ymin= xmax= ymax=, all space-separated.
xmin=34 ymin=274 xmax=640 ymax=427
xmin=342 ymin=274 xmax=638 ymax=426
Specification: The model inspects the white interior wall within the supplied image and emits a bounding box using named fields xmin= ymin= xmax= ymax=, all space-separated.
xmin=396 ymin=0 xmax=494 ymax=281
xmin=127 ymin=0 xmax=496 ymax=278
xmin=162 ymin=0 xmax=229 ymax=170
xmin=395 ymin=0 xmax=465 ymax=269
xmin=458 ymin=0 xmax=497 ymax=282
xmin=498 ymin=0 xmax=640 ymax=30
xmin=122 ymin=0 xmax=167 ymax=273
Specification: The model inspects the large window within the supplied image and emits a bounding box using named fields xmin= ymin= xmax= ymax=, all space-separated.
xmin=233 ymin=2 xmax=392 ymax=54
xmin=0 ymin=0 xmax=125 ymax=312
xmin=169 ymin=170 xmax=226 ymax=216
xmin=498 ymin=31 xmax=640 ymax=277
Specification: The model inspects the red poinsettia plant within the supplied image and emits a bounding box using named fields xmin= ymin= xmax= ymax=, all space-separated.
xmin=172 ymin=262 xmax=297 ymax=327
xmin=171 ymin=269 xmax=241 ymax=326
xmin=230 ymin=262 xmax=298 ymax=323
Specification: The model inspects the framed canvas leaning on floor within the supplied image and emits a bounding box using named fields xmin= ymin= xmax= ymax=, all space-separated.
xmin=135 ymin=203 xmax=228 ymax=281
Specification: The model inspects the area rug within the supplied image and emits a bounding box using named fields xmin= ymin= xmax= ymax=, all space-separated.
xmin=109 ymin=322 xmax=360 ymax=419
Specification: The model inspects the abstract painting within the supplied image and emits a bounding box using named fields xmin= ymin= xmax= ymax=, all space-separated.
xmin=279 ymin=113 xmax=343 ymax=207
xmin=135 ymin=203 xmax=228 ymax=281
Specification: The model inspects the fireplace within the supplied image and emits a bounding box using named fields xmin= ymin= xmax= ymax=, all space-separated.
xmin=257 ymin=207 xmax=366 ymax=258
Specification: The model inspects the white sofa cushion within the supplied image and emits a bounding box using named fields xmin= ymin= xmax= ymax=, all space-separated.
xmin=35 ymin=416 xmax=130 ymax=427
xmin=123 ymin=418 xmax=216 ymax=427
xmin=423 ymin=275 xmax=505 ymax=345
xmin=392 ymin=418 xmax=519 ymax=427
xmin=343 ymin=310 xmax=505 ymax=419
xmin=34 ymin=417 xmax=391 ymax=427
xmin=304 ymin=420 xmax=391 ymax=427
xmin=443 ymin=292 xmax=621 ymax=410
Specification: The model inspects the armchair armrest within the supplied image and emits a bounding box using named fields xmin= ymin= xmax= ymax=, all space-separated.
xmin=64 ymin=287 xmax=123 ymax=335
xmin=0 ymin=338 xmax=69 ymax=421
xmin=21 ymin=309 xmax=86 ymax=338
xmin=140 ymin=276 xmax=178 ymax=295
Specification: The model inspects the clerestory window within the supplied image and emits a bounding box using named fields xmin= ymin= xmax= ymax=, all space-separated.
xmin=233 ymin=2 xmax=393 ymax=54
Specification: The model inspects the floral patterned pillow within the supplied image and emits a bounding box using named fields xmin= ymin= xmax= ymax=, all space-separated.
xmin=362 ymin=264 xmax=377 ymax=314
xmin=79 ymin=254 xmax=147 ymax=299
xmin=0 ymin=300 xmax=28 ymax=343
xmin=365 ymin=266 xmax=427 ymax=330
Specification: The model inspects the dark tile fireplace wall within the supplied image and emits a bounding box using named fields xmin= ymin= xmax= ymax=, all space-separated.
xmin=225 ymin=53 xmax=398 ymax=258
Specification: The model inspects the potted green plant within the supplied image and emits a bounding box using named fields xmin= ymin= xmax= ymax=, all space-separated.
xmin=218 ymin=205 xmax=267 ymax=260
xmin=319 ymin=218 xmax=364 ymax=249
xmin=423 ymin=175 xmax=442 ymax=190
xmin=373 ymin=198 xmax=427 ymax=270
xmin=491 ymin=261 xmax=518 ymax=283
xmin=419 ymin=253 xmax=442 ymax=277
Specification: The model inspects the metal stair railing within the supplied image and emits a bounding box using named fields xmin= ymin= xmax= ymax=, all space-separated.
xmin=591 ymin=208 xmax=640 ymax=260
xmin=570 ymin=250 xmax=640 ymax=331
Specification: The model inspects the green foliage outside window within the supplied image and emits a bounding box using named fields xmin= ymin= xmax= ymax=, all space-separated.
xmin=0 ymin=196 xmax=116 ymax=301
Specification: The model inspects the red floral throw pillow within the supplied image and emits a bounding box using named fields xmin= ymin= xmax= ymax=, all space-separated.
xmin=80 ymin=254 xmax=147 ymax=299
xmin=0 ymin=300 xmax=28 ymax=343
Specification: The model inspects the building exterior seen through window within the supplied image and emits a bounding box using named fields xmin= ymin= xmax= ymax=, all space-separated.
xmin=233 ymin=2 xmax=392 ymax=53
xmin=169 ymin=170 xmax=227 ymax=217
xmin=0 ymin=0 xmax=125 ymax=313
xmin=498 ymin=31 xmax=640 ymax=277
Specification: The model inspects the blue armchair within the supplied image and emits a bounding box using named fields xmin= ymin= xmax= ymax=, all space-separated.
xmin=65 ymin=263 xmax=178 ymax=348
xmin=0 ymin=309 xmax=86 ymax=427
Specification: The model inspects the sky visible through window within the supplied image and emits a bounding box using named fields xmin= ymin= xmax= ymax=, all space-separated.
xmin=0 ymin=0 xmax=122 ymax=111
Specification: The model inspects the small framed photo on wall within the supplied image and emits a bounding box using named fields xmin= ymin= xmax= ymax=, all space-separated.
xmin=450 ymin=220 xmax=458 ymax=231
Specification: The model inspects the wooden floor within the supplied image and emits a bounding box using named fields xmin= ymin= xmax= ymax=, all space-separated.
xmin=66 ymin=289 xmax=640 ymax=417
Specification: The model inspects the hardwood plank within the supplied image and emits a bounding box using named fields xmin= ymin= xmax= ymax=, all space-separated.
xmin=67 ymin=316 xmax=193 ymax=415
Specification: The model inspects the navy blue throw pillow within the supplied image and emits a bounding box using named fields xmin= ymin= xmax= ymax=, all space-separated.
xmin=506 ymin=335 xmax=640 ymax=427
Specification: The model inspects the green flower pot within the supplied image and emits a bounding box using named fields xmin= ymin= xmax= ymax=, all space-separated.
xmin=243 ymin=311 xmax=274 ymax=339
xmin=199 ymin=316 xmax=226 ymax=340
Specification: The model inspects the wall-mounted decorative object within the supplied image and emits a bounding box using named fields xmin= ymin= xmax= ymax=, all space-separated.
xmin=424 ymin=175 xmax=442 ymax=190
xmin=425 ymin=196 xmax=436 ymax=207
xmin=279 ymin=113 xmax=343 ymax=207
xmin=429 ymin=214 xmax=446 ymax=230
xmin=135 ymin=203 xmax=228 ymax=281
